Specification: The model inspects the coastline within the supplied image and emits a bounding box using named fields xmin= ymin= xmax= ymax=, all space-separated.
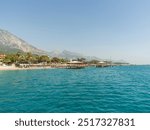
xmin=0 ymin=63 xmax=137 ymax=71
xmin=0 ymin=66 xmax=52 ymax=71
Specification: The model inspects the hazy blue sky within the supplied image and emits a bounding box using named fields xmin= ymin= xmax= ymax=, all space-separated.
xmin=0 ymin=0 xmax=150 ymax=64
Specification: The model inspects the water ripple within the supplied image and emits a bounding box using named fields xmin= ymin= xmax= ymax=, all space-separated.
xmin=0 ymin=66 xmax=150 ymax=112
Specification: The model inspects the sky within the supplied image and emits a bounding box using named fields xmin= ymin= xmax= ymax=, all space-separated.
xmin=0 ymin=0 xmax=150 ymax=64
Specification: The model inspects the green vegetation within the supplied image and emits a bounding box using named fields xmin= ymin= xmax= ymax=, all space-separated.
xmin=1 ymin=52 xmax=70 ymax=65
xmin=51 ymin=57 xmax=68 ymax=63
xmin=1 ymin=52 xmax=111 ymax=68
xmin=88 ymin=60 xmax=99 ymax=64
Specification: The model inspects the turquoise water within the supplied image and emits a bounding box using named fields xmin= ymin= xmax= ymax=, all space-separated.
xmin=0 ymin=66 xmax=150 ymax=113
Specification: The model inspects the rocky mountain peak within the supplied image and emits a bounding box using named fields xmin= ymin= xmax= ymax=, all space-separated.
xmin=0 ymin=29 xmax=45 ymax=54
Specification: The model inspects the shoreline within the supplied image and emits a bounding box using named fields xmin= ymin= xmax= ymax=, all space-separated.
xmin=0 ymin=64 xmax=145 ymax=71
xmin=0 ymin=66 xmax=53 ymax=71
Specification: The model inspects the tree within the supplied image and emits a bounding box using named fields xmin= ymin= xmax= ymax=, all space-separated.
xmin=60 ymin=58 xmax=68 ymax=63
xmin=39 ymin=55 xmax=50 ymax=63
xmin=77 ymin=58 xmax=86 ymax=62
xmin=3 ymin=54 xmax=15 ymax=65
xmin=3 ymin=58 xmax=12 ymax=65
xmin=51 ymin=57 xmax=61 ymax=63
xmin=88 ymin=60 xmax=99 ymax=64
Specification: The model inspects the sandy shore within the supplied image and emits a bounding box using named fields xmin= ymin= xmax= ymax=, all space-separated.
xmin=0 ymin=66 xmax=52 ymax=71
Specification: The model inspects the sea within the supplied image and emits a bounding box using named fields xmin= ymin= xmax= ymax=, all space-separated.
xmin=0 ymin=65 xmax=150 ymax=113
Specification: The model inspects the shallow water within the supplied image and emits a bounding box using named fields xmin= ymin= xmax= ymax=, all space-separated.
xmin=0 ymin=66 xmax=150 ymax=113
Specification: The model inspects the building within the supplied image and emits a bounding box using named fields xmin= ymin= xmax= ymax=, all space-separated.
xmin=67 ymin=60 xmax=87 ymax=69
xmin=96 ymin=61 xmax=112 ymax=67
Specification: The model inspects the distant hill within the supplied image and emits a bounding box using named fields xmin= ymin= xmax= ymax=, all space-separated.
xmin=48 ymin=50 xmax=84 ymax=59
xmin=48 ymin=50 xmax=100 ymax=60
xmin=0 ymin=28 xmax=100 ymax=60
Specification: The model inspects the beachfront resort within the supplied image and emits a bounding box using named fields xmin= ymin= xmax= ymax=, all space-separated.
xmin=0 ymin=52 xmax=129 ymax=70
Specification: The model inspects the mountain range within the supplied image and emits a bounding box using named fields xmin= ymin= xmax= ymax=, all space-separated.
xmin=0 ymin=29 xmax=100 ymax=60
xmin=0 ymin=29 xmax=47 ymax=55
